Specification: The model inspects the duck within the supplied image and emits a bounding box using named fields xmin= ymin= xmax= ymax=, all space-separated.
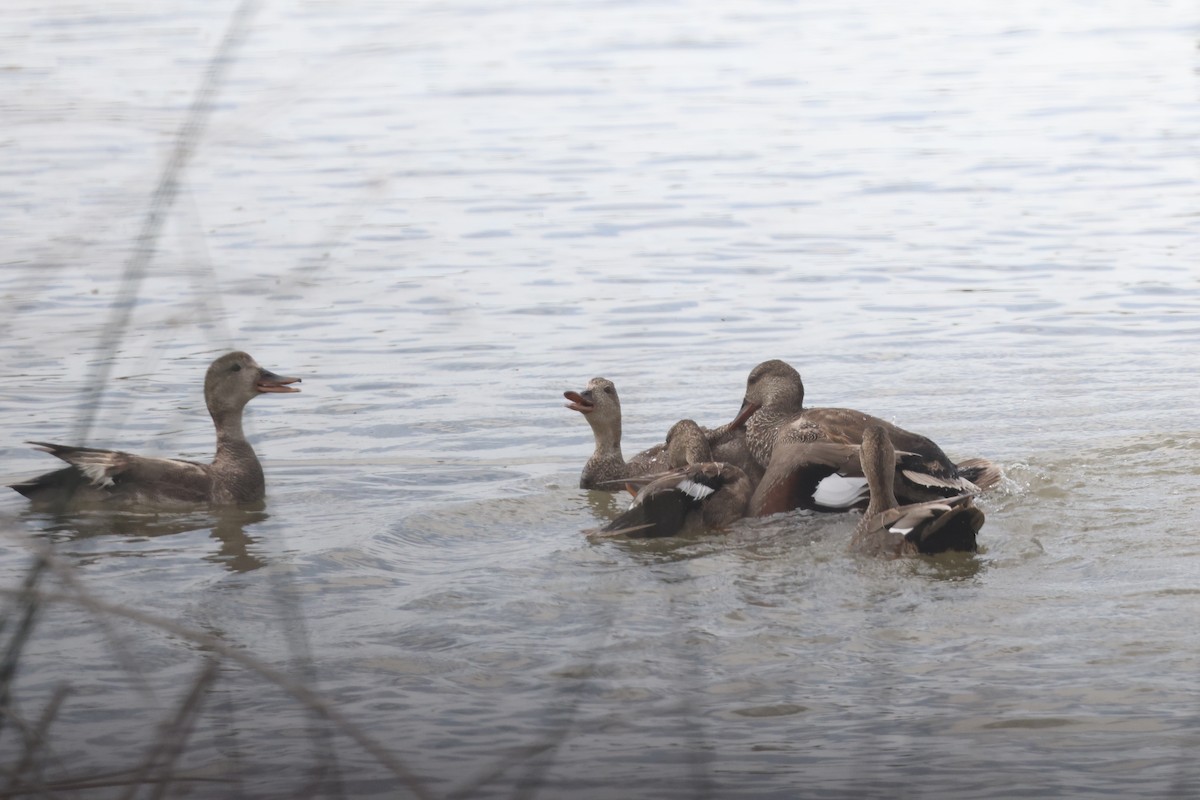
xmin=851 ymin=425 xmax=983 ymax=556
xmin=565 ymin=377 xmax=764 ymax=490
xmin=9 ymin=351 xmax=301 ymax=510
xmin=564 ymin=377 xmax=671 ymax=489
xmin=727 ymin=359 xmax=1000 ymax=517
xmin=600 ymin=419 xmax=754 ymax=538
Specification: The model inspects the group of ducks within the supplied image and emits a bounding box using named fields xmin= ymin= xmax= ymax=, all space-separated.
xmin=6 ymin=352 xmax=1000 ymax=558
xmin=565 ymin=359 xmax=1000 ymax=557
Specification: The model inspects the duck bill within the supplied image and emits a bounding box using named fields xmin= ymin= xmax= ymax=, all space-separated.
xmin=729 ymin=399 xmax=759 ymax=429
xmin=563 ymin=390 xmax=593 ymax=414
xmin=257 ymin=368 xmax=302 ymax=393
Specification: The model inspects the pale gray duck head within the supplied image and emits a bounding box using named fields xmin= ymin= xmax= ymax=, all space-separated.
xmin=727 ymin=359 xmax=807 ymax=464
xmin=563 ymin=376 xmax=622 ymax=444
xmin=205 ymin=351 xmax=301 ymax=423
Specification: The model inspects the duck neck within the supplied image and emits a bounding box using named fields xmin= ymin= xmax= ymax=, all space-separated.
xmin=211 ymin=406 xmax=257 ymax=464
xmin=588 ymin=413 xmax=624 ymax=467
xmin=862 ymin=441 xmax=899 ymax=518
xmin=746 ymin=404 xmax=793 ymax=466
xmin=208 ymin=405 xmax=266 ymax=503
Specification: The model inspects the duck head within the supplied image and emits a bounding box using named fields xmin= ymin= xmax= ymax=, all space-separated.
xmin=729 ymin=359 xmax=805 ymax=429
xmin=205 ymin=351 xmax=301 ymax=419
xmin=564 ymin=377 xmax=623 ymax=443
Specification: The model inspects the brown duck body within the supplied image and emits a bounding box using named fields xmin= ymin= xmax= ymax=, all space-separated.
xmin=732 ymin=360 xmax=998 ymax=516
xmin=703 ymin=421 xmax=765 ymax=487
xmin=601 ymin=419 xmax=753 ymax=538
xmin=9 ymin=352 xmax=300 ymax=510
xmin=851 ymin=425 xmax=984 ymax=556
xmin=564 ymin=378 xmax=763 ymax=490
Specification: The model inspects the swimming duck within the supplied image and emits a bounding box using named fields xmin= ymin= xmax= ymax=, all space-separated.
xmin=9 ymin=351 xmax=300 ymax=509
xmin=565 ymin=377 xmax=764 ymax=490
xmin=728 ymin=359 xmax=999 ymax=516
xmin=564 ymin=377 xmax=671 ymax=489
xmin=851 ymin=425 xmax=983 ymax=556
xmin=601 ymin=419 xmax=753 ymax=538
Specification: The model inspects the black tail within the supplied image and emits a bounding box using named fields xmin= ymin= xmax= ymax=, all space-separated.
xmin=957 ymin=458 xmax=1002 ymax=492
xmin=604 ymin=493 xmax=693 ymax=539
xmin=8 ymin=466 xmax=87 ymax=505
xmin=909 ymin=505 xmax=984 ymax=554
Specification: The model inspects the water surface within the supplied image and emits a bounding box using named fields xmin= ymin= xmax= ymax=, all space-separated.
xmin=1 ymin=0 xmax=1198 ymax=797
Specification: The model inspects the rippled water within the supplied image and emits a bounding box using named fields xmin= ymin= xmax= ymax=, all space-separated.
xmin=1 ymin=0 xmax=1198 ymax=797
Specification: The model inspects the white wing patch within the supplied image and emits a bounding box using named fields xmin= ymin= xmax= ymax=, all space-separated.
xmin=677 ymin=478 xmax=716 ymax=501
xmin=902 ymin=469 xmax=973 ymax=492
xmin=812 ymin=474 xmax=869 ymax=508
xmin=888 ymin=503 xmax=952 ymax=535
xmin=79 ymin=462 xmax=116 ymax=488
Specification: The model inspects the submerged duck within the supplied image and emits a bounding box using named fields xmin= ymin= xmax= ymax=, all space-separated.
xmin=9 ymin=351 xmax=301 ymax=509
xmin=729 ymin=359 xmax=999 ymax=517
xmin=601 ymin=419 xmax=753 ymax=538
xmin=851 ymin=425 xmax=983 ymax=556
xmin=565 ymin=377 xmax=763 ymax=490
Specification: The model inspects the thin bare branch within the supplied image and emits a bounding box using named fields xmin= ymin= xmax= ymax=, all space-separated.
xmin=4 ymin=683 xmax=70 ymax=798
xmin=72 ymin=0 xmax=262 ymax=443
xmin=0 ymin=585 xmax=435 ymax=800
xmin=445 ymin=740 xmax=558 ymax=800
xmin=0 ymin=557 xmax=47 ymax=745
xmin=2 ymin=771 xmax=234 ymax=797
xmin=119 ymin=658 xmax=220 ymax=800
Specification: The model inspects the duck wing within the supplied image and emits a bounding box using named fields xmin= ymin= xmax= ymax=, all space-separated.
xmin=954 ymin=457 xmax=1003 ymax=492
xmin=800 ymin=408 xmax=980 ymax=501
xmin=602 ymin=462 xmax=748 ymax=538
xmin=749 ymin=440 xmax=866 ymax=516
xmin=15 ymin=441 xmax=211 ymax=505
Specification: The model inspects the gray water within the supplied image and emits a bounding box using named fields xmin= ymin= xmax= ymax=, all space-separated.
xmin=1 ymin=0 xmax=1199 ymax=797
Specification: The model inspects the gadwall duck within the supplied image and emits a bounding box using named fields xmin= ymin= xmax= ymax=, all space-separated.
xmin=9 ymin=351 xmax=300 ymax=509
xmin=729 ymin=360 xmax=999 ymax=516
xmin=601 ymin=419 xmax=753 ymax=538
xmin=851 ymin=425 xmax=983 ymax=556
xmin=564 ymin=377 xmax=670 ymax=489
xmin=565 ymin=377 xmax=764 ymax=490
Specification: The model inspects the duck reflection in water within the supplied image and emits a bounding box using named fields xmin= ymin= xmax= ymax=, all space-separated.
xmin=22 ymin=507 xmax=270 ymax=574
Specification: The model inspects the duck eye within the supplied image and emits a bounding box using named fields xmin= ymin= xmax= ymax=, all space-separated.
xmin=231 ymin=364 xmax=242 ymax=372
xmin=604 ymin=386 xmax=614 ymax=395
